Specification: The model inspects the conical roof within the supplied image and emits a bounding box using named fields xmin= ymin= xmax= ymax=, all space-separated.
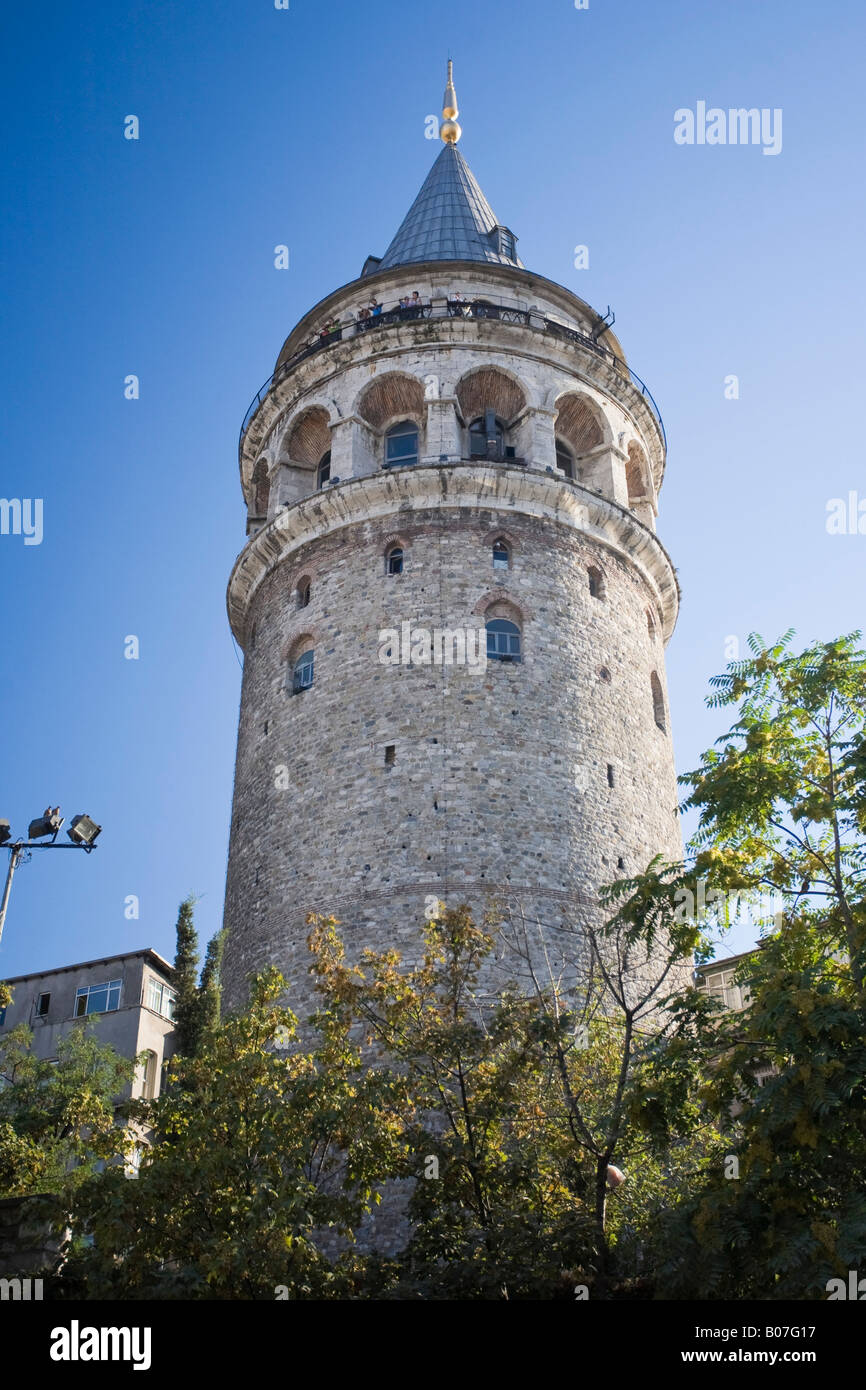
xmin=373 ymin=143 xmax=522 ymax=272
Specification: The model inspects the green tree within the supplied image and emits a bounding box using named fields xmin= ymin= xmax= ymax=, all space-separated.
xmin=0 ymin=1022 xmax=135 ymax=1200
xmin=309 ymin=907 xmax=581 ymax=1297
xmin=171 ymin=896 xmax=226 ymax=1057
xmin=61 ymin=967 xmax=404 ymax=1299
xmin=639 ymin=632 xmax=866 ymax=1298
xmin=499 ymin=880 xmax=719 ymax=1296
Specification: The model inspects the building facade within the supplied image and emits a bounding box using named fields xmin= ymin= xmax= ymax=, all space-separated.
xmin=0 ymin=948 xmax=176 ymax=1101
xmin=222 ymin=69 xmax=684 ymax=1014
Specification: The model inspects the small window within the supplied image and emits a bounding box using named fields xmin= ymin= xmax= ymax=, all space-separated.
xmin=298 ymin=580 xmax=311 ymax=608
xmin=75 ymin=980 xmax=122 ymax=1018
xmin=492 ymin=538 xmax=510 ymax=571
xmin=316 ymin=452 xmax=331 ymax=489
xmin=555 ymin=439 xmax=574 ymax=479
xmin=607 ymin=764 xmax=615 ymax=788
xmin=384 ymin=745 xmax=396 ymax=766
xmin=588 ymin=567 xmax=604 ymax=600
xmin=499 ymin=228 xmax=515 ymax=259
xmin=486 ymin=618 xmax=522 ymax=663
xmin=386 ymin=546 xmax=404 ymax=575
xmin=35 ymin=992 xmax=51 ymax=1018
xmin=385 ymin=421 xmax=419 ymax=468
xmin=292 ymin=649 xmax=315 ymax=693
xmin=0 ymin=1007 xmax=6 ymax=1027
xmin=651 ymin=671 xmax=666 ymax=732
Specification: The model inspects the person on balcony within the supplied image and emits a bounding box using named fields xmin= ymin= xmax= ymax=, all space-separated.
xmin=410 ymin=291 xmax=424 ymax=317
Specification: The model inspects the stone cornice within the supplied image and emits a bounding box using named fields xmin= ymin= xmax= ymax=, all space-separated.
xmin=228 ymin=463 xmax=680 ymax=647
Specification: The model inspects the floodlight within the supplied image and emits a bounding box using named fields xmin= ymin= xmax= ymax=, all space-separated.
xmin=28 ymin=807 xmax=63 ymax=840
xmin=0 ymin=821 xmax=11 ymax=846
xmin=67 ymin=814 xmax=102 ymax=847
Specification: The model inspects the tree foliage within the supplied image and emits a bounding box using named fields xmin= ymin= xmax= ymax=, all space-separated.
xmin=171 ymin=896 xmax=226 ymax=1058
xmin=0 ymin=1023 xmax=135 ymax=1201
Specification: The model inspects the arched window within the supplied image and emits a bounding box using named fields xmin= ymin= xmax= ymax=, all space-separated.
xmin=651 ymin=671 xmax=666 ymax=731
xmin=486 ymin=618 xmax=522 ymax=664
xmin=588 ymin=566 xmax=605 ymax=600
xmin=385 ymin=420 xmax=419 ymax=468
xmin=292 ymin=649 xmax=315 ymax=694
xmin=386 ymin=546 xmax=404 ymax=575
xmin=316 ymin=451 xmax=331 ymax=490
xmin=492 ymin=538 xmax=510 ymax=571
xmin=297 ymin=579 xmax=311 ymax=608
xmin=469 ymin=411 xmax=504 ymax=461
xmin=555 ymin=439 xmax=574 ymax=479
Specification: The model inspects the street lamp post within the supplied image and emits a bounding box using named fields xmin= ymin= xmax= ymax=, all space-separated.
xmin=0 ymin=807 xmax=102 ymax=949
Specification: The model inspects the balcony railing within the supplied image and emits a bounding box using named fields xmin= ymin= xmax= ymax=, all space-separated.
xmin=239 ymin=292 xmax=666 ymax=453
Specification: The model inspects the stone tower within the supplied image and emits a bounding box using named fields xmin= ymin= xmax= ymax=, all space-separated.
xmin=221 ymin=70 xmax=681 ymax=1013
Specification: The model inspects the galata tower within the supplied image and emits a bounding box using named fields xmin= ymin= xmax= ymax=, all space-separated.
xmin=222 ymin=65 xmax=681 ymax=1013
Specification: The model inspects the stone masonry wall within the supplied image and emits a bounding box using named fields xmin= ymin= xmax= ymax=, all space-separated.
xmin=222 ymin=498 xmax=683 ymax=1015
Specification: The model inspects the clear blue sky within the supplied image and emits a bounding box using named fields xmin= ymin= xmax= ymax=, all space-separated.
xmin=1 ymin=0 xmax=863 ymax=979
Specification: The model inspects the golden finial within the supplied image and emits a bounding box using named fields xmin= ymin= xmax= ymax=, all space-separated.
xmin=440 ymin=59 xmax=462 ymax=144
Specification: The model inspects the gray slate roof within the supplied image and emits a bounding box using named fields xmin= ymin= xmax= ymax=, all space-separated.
xmin=374 ymin=143 xmax=523 ymax=272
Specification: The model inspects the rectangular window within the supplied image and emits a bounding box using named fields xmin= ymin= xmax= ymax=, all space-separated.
xmin=292 ymin=651 xmax=314 ymax=693
xmin=146 ymin=977 xmax=176 ymax=1020
xmin=700 ymin=969 xmax=746 ymax=1011
xmin=74 ymin=979 xmax=122 ymax=1017
xmin=0 ymin=1007 xmax=6 ymax=1027
xmin=35 ymin=992 xmax=51 ymax=1017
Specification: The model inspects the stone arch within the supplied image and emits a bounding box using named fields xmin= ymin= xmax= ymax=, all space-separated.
xmin=481 ymin=526 xmax=520 ymax=555
xmin=381 ymin=530 xmax=411 ymax=556
xmin=626 ymin=441 xmax=651 ymax=505
xmin=473 ymin=588 xmax=532 ymax=622
xmin=284 ymin=406 xmax=331 ymax=468
xmin=356 ymin=373 xmax=425 ymax=431
xmin=455 ymin=366 xmax=527 ymax=425
xmin=282 ymin=625 xmax=323 ymax=665
xmin=553 ymin=391 xmax=609 ymax=454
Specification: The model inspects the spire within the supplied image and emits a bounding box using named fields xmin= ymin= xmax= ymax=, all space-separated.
xmin=367 ymin=65 xmax=522 ymax=275
xmin=440 ymin=59 xmax=461 ymax=144
xmin=373 ymin=144 xmax=522 ymax=272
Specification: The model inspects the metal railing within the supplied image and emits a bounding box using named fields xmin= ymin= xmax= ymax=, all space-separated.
xmin=239 ymin=291 xmax=666 ymax=452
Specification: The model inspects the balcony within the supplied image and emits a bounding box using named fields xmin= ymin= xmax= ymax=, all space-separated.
xmin=239 ymin=292 xmax=666 ymax=454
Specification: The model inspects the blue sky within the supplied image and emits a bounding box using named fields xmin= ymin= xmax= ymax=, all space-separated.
xmin=1 ymin=0 xmax=863 ymax=979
